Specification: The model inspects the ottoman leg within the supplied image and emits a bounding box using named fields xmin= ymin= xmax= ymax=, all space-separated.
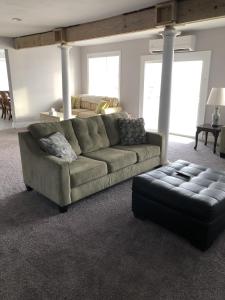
xmin=132 ymin=195 xmax=146 ymax=220
xmin=25 ymin=184 xmax=33 ymax=191
xmin=133 ymin=210 xmax=146 ymax=220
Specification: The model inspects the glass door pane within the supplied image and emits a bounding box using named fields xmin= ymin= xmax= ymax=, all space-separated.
xmin=170 ymin=61 xmax=203 ymax=136
xmin=142 ymin=62 xmax=161 ymax=131
xmin=0 ymin=50 xmax=9 ymax=90
xmin=142 ymin=56 xmax=204 ymax=137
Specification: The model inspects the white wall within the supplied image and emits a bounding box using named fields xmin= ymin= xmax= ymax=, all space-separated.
xmin=7 ymin=45 xmax=81 ymax=125
xmin=81 ymin=27 xmax=225 ymax=121
xmin=8 ymin=45 xmax=62 ymax=124
xmin=195 ymin=27 xmax=225 ymax=124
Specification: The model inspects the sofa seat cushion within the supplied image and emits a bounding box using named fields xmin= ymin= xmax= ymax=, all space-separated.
xmin=70 ymin=156 xmax=108 ymax=187
xmin=72 ymin=108 xmax=89 ymax=115
xmin=71 ymin=116 xmax=110 ymax=153
xmin=78 ymin=111 xmax=98 ymax=118
xmin=113 ymin=144 xmax=160 ymax=162
xmin=83 ymin=148 xmax=137 ymax=173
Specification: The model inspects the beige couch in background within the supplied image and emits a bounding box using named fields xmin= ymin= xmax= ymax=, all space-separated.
xmin=59 ymin=94 xmax=123 ymax=118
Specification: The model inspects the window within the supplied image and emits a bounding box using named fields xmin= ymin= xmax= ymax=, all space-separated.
xmin=0 ymin=49 xmax=9 ymax=90
xmin=140 ymin=51 xmax=211 ymax=137
xmin=88 ymin=52 xmax=120 ymax=98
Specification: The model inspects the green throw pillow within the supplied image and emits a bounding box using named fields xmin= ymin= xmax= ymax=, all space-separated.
xmin=39 ymin=132 xmax=77 ymax=162
xmin=118 ymin=118 xmax=146 ymax=145
xmin=71 ymin=96 xmax=80 ymax=109
xmin=95 ymin=101 xmax=109 ymax=114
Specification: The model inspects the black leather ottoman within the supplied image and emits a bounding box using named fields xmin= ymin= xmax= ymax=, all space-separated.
xmin=132 ymin=160 xmax=225 ymax=250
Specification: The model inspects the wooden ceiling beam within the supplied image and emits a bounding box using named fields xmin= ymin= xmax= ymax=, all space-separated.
xmin=177 ymin=0 xmax=225 ymax=24
xmin=14 ymin=0 xmax=225 ymax=49
xmin=66 ymin=7 xmax=155 ymax=43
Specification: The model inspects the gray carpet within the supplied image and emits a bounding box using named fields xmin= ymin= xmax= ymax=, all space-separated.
xmin=1 ymin=130 xmax=225 ymax=300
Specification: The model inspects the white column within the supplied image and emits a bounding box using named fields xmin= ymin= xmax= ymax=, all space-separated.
xmin=158 ymin=25 xmax=179 ymax=164
xmin=59 ymin=44 xmax=72 ymax=120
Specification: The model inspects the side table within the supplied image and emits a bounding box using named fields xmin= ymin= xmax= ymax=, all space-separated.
xmin=194 ymin=124 xmax=222 ymax=154
xmin=40 ymin=112 xmax=76 ymax=122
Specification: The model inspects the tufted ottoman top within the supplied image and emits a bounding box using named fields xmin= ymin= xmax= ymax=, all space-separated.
xmin=132 ymin=160 xmax=225 ymax=222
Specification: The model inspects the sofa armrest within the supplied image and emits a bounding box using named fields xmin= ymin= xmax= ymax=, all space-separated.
xmin=146 ymin=131 xmax=165 ymax=165
xmin=18 ymin=132 xmax=71 ymax=207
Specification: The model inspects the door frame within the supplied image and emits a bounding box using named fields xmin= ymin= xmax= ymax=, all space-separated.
xmin=139 ymin=51 xmax=211 ymax=133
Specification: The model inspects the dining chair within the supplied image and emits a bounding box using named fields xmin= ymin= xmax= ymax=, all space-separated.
xmin=0 ymin=92 xmax=6 ymax=119
xmin=0 ymin=91 xmax=12 ymax=120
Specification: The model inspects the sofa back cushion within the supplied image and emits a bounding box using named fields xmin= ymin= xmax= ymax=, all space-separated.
xmin=101 ymin=112 xmax=129 ymax=146
xmin=71 ymin=116 xmax=110 ymax=153
xmin=28 ymin=120 xmax=82 ymax=155
xmin=80 ymin=100 xmax=98 ymax=111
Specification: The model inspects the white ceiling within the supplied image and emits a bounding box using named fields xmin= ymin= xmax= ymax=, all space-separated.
xmin=0 ymin=0 xmax=168 ymax=38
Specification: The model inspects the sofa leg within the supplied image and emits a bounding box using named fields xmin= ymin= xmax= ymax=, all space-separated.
xmin=59 ymin=205 xmax=68 ymax=213
xmin=25 ymin=184 xmax=33 ymax=191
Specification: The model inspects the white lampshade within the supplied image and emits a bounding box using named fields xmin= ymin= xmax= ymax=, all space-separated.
xmin=207 ymin=88 xmax=225 ymax=106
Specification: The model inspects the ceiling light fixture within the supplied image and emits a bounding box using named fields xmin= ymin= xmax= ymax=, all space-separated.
xmin=12 ymin=17 xmax=22 ymax=22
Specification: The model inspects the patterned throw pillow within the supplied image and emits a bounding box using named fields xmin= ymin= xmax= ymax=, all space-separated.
xmin=118 ymin=118 xmax=146 ymax=145
xmin=39 ymin=132 xmax=77 ymax=162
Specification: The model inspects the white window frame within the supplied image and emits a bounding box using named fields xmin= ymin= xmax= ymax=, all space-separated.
xmin=87 ymin=51 xmax=121 ymax=99
xmin=139 ymin=51 xmax=211 ymax=128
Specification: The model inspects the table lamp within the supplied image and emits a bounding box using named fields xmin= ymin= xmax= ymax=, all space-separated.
xmin=207 ymin=88 xmax=225 ymax=127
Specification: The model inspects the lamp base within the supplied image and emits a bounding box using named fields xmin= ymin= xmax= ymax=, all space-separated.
xmin=212 ymin=106 xmax=220 ymax=127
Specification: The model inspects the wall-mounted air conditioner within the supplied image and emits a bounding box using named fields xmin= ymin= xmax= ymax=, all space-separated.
xmin=149 ymin=35 xmax=196 ymax=54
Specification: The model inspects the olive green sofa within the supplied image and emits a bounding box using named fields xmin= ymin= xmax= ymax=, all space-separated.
xmin=18 ymin=112 xmax=165 ymax=212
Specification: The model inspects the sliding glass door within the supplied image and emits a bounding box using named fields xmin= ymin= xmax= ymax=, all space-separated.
xmin=140 ymin=51 xmax=211 ymax=137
